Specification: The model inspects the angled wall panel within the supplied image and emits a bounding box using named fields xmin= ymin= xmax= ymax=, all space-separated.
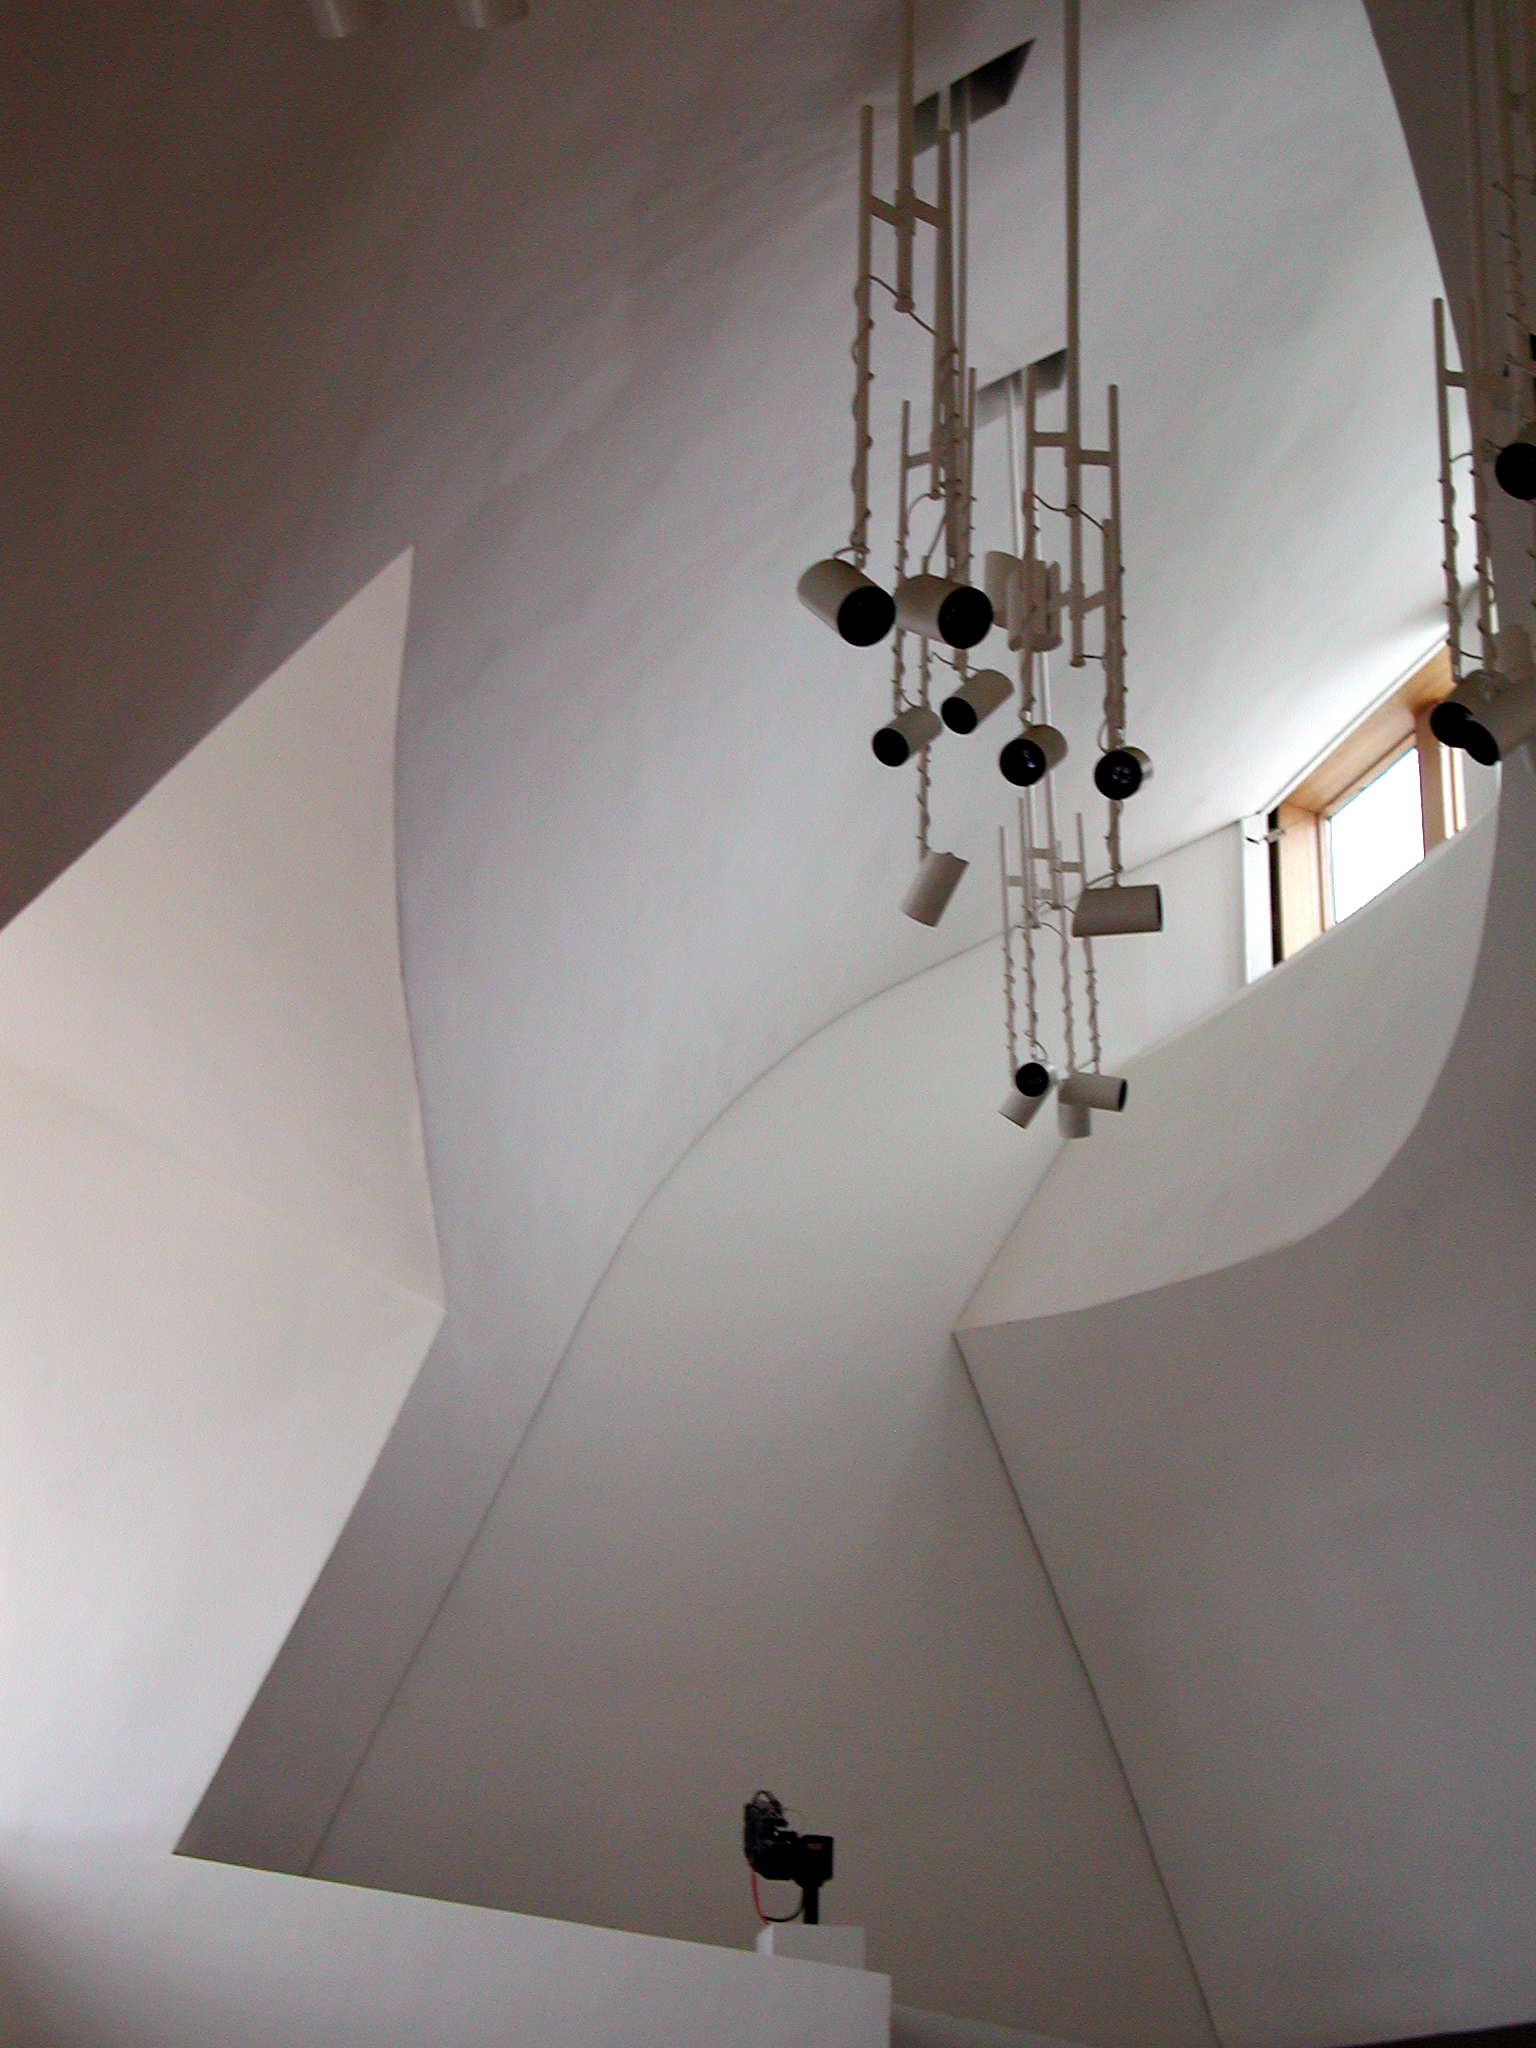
xmin=961 ymin=766 xmax=1536 ymax=2047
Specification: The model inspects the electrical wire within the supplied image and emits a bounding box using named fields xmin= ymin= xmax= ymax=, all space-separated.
xmin=751 ymin=1871 xmax=803 ymax=1925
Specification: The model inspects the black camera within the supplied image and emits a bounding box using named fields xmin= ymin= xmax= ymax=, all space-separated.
xmin=742 ymin=1790 xmax=834 ymax=1925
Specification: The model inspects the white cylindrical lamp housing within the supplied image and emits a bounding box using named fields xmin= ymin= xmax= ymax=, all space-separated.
xmin=895 ymin=574 xmax=994 ymax=649
xmin=941 ymin=668 xmax=1013 ymax=733
xmin=1071 ymin=883 xmax=1163 ymax=937
xmin=872 ymin=704 xmax=943 ymax=766
xmin=903 ymin=850 xmax=969 ymax=926
xmin=1058 ymin=1070 xmax=1128 ymax=1112
xmin=1000 ymin=1087 xmax=1046 ymax=1130
xmin=798 ymin=559 xmax=896 ymax=647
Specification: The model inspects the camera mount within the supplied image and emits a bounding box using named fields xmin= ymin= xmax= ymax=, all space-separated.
xmin=742 ymin=1791 xmax=834 ymax=1926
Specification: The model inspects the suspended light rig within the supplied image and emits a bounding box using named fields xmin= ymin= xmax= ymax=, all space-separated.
xmin=1429 ymin=0 xmax=1536 ymax=768
xmin=796 ymin=0 xmax=1163 ymax=1139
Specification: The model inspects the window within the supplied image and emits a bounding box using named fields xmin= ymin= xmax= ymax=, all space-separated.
xmin=1270 ymin=647 xmax=1466 ymax=962
xmin=1326 ymin=746 xmax=1424 ymax=924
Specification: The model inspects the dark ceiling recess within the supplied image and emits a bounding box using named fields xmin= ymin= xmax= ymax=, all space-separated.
xmin=1348 ymin=2029 xmax=1536 ymax=2048
xmin=914 ymin=41 xmax=1031 ymax=153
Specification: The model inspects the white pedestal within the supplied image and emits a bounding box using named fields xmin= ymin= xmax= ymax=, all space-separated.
xmin=756 ymin=1923 xmax=867 ymax=1970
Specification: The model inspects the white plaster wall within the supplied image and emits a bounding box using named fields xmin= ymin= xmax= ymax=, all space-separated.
xmin=0 ymin=552 xmax=439 ymax=1301
xmin=964 ymin=806 xmax=1495 ymax=1329
xmin=960 ymin=762 xmax=1536 ymax=2046
xmin=0 ymin=1842 xmax=888 ymax=2048
xmin=62 ymin=0 xmax=1453 ymax=1899
xmin=294 ymin=820 xmax=1246 ymax=2040
xmin=0 ymin=552 xmax=442 ymax=1846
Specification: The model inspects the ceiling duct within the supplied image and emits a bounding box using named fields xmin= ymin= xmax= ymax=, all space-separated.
xmin=914 ymin=43 xmax=1031 ymax=154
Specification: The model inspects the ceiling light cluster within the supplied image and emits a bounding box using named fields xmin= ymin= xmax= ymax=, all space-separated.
xmin=1432 ymin=1 xmax=1536 ymax=767
xmin=797 ymin=0 xmax=1163 ymax=1139
xmin=306 ymin=0 xmax=524 ymax=37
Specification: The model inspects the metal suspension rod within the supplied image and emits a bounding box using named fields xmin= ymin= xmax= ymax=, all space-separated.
xmin=1021 ymin=795 xmax=1041 ymax=1051
xmin=1006 ymin=376 xmax=1022 ymax=559
xmin=1467 ymin=0 xmax=1497 ymax=404
xmin=1466 ymin=293 xmax=1501 ymax=663
xmin=1019 ymin=363 xmax=1040 ymax=723
xmin=892 ymin=401 xmax=912 ymax=714
xmin=932 ymin=115 xmax=952 ymax=511
xmin=917 ymin=638 xmax=932 ymax=858
xmin=1434 ymin=298 xmax=1466 ymax=681
xmin=896 ymin=0 xmax=916 ymax=311
xmin=1108 ymin=380 xmax=1123 ymax=717
xmin=1000 ymin=826 xmax=1018 ymax=1076
xmin=964 ymin=367 xmax=978 ymax=580
xmin=851 ymin=106 xmax=875 ymax=566
xmin=958 ymin=81 xmax=970 ymax=411
xmin=1065 ymin=0 xmax=1085 ymax=665
xmin=1077 ymin=814 xmax=1103 ymax=1071
xmin=1492 ymin=0 xmax=1532 ymax=382
xmin=1057 ymin=861 xmax=1077 ymax=1074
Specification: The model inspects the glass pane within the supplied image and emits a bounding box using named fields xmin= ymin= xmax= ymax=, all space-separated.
xmin=1327 ymin=748 xmax=1425 ymax=924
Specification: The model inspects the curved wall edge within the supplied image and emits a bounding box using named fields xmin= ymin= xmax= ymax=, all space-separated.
xmin=962 ymin=795 xmax=1498 ymax=1333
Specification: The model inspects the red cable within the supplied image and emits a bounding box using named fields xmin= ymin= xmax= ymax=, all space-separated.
xmin=751 ymin=1870 xmax=802 ymax=1925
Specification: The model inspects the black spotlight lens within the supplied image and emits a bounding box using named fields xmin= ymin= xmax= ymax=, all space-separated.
xmin=1495 ymin=437 xmax=1536 ymax=502
xmin=837 ymin=582 xmax=897 ymax=647
xmin=1429 ymin=699 xmax=1470 ymax=748
xmin=941 ymin=694 xmax=979 ymax=734
xmin=1095 ymin=747 xmax=1145 ymax=799
xmin=935 ymin=584 xmax=994 ymax=650
xmin=1462 ymin=718 xmax=1501 ymax=767
xmin=999 ymin=734 xmax=1047 ymax=786
xmin=1015 ymin=1060 xmax=1051 ymax=1098
xmin=871 ymin=726 xmax=911 ymax=767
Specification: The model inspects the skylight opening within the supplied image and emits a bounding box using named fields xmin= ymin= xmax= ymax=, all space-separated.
xmin=1325 ymin=748 xmax=1425 ymax=924
xmin=1269 ymin=646 xmax=1476 ymax=963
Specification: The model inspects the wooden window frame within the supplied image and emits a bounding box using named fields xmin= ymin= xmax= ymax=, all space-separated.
xmin=1269 ymin=646 xmax=1466 ymax=962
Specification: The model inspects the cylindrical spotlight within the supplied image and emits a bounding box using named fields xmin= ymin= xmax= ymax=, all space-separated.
xmin=1058 ymin=1099 xmax=1091 ymax=1139
xmin=1094 ymin=746 xmax=1152 ymax=799
xmin=903 ymin=849 xmax=968 ymax=926
xmin=1496 ymin=427 xmax=1536 ymax=501
xmin=895 ymin=574 xmax=994 ymax=650
xmin=308 ymin=0 xmax=386 ymax=34
xmin=1058 ymin=1070 xmax=1128 ymax=1112
xmin=1430 ymin=658 xmax=1536 ymax=763
xmin=1071 ymin=883 xmax=1163 ymax=937
xmin=872 ymin=703 xmax=943 ymax=766
xmin=456 ymin=0 xmax=527 ymax=19
xmin=798 ymin=559 xmax=897 ymax=647
xmin=1000 ymin=1086 xmax=1046 ymax=1130
xmin=941 ymin=667 xmax=1012 ymax=733
xmin=1014 ymin=1059 xmax=1054 ymax=1098
xmin=999 ymin=723 xmax=1067 ymax=787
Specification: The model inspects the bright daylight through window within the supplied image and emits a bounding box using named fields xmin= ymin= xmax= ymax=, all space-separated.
xmin=1269 ymin=645 xmax=1473 ymax=963
xmin=1326 ymin=747 xmax=1425 ymax=924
